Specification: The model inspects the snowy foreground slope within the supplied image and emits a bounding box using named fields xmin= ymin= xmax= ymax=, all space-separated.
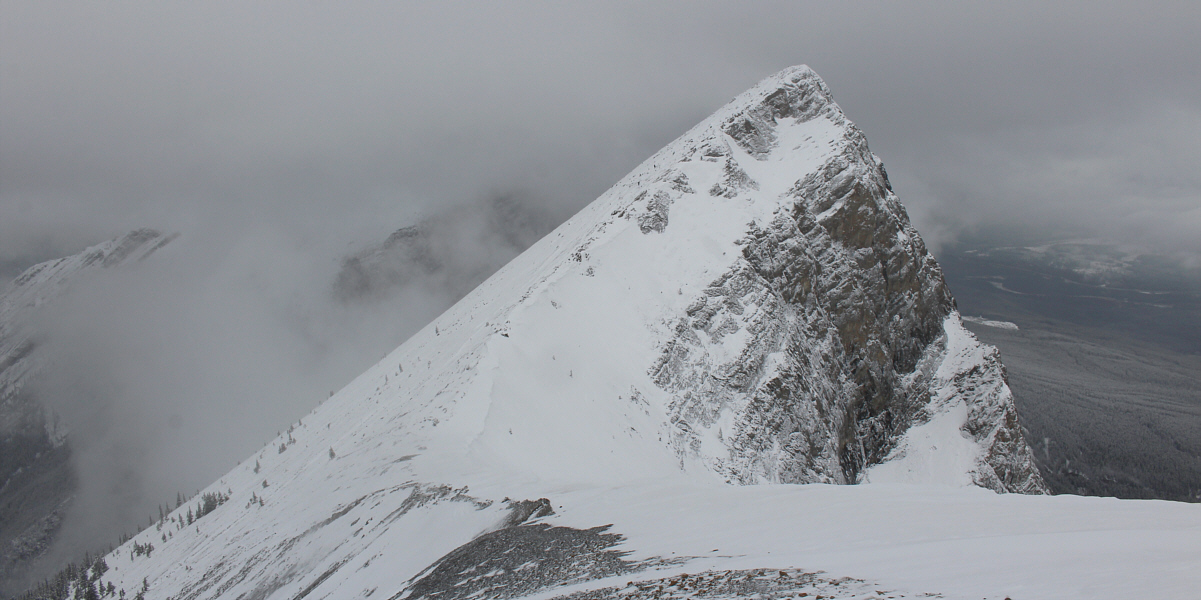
xmin=86 ymin=68 xmax=1199 ymax=599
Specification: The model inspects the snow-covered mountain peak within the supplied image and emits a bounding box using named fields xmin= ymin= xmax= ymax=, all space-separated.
xmin=340 ymin=64 xmax=1025 ymax=492
xmin=317 ymin=67 xmax=865 ymax=485
xmin=68 ymin=68 xmax=1137 ymax=600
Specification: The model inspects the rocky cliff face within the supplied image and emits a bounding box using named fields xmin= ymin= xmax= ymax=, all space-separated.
xmin=71 ymin=67 xmax=1047 ymax=600
xmin=644 ymin=68 xmax=1042 ymax=492
xmin=0 ymin=229 xmax=174 ymax=595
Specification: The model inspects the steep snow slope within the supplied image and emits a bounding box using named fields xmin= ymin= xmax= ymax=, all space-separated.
xmin=72 ymin=67 xmax=1200 ymax=600
xmin=0 ymin=229 xmax=175 ymax=593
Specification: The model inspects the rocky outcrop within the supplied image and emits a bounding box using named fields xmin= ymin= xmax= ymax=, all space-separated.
xmin=645 ymin=67 xmax=1044 ymax=492
xmin=397 ymin=524 xmax=635 ymax=600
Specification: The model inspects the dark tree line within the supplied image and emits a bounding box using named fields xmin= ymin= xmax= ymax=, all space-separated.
xmin=16 ymin=487 xmax=232 ymax=599
xmin=13 ymin=554 xmax=137 ymax=600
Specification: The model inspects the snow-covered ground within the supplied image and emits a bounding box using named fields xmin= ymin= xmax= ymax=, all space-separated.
xmin=535 ymin=482 xmax=1201 ymax=600
xmin=94 ymin=467 xmax=1201 ymax=600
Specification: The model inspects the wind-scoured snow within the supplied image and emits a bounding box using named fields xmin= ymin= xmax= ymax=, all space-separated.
xmin=78 ymin=67 xmax=1200 ymax=600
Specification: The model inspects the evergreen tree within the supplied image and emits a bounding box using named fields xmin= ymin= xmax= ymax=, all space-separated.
xmin=84 ymin=578 xmax=100 ymax=600
xmin=92 ymin=557 xmax=108 ymax=578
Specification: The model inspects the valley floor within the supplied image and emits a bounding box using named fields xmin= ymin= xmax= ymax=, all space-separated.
xmin=968 ymin=321 xmax=1201 ymax=501
xmin=940 ymin=243 xmax=1201 ymax=502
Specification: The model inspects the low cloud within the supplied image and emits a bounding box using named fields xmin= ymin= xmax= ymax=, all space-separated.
xmin=891 ymin=101 xmax=1201 ymax=254
xmin=24 ymin=190 xmax=557 ymax=574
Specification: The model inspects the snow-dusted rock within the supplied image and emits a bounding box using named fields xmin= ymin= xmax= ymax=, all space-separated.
xmin=643 ymin=69 xmax=1042 ymax=490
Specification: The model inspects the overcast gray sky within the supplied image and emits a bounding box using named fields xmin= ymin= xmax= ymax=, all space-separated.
xmin=3 ymin=1 xmax=1198 ymax=264
xmin=1 ymin=0 xmax=1198 ymax=576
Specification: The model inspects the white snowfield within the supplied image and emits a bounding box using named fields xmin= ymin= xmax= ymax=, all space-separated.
xmin=87 ymin=67 xmax=1199 ymax=600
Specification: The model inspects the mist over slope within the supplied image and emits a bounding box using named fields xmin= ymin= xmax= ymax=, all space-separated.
xmin=0 ymin=194 xmax=562 ymax=594
xmin=0 ymin=230 xmax=173 ymax=594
